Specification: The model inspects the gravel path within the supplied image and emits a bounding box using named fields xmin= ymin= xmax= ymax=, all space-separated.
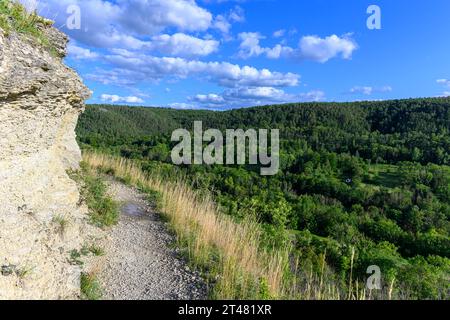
xmin=96 ymin=179 xmax=207 ymax=300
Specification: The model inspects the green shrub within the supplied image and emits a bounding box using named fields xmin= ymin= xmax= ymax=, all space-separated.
xmin=80 ymin=273 xmax=102 ymax=300
xmin=72 ymin=162 xmax=119 ymax=227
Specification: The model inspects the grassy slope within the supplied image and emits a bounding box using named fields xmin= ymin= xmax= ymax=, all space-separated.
xmin=83 ymin=151 xmax=394 ymax=300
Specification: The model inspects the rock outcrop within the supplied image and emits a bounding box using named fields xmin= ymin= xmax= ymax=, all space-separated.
xmin=0 ymin=23 xmax=93 ymax=299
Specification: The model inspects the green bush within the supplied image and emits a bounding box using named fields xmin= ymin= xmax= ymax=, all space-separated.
xmin=80 ymin=273 xmax=102 ymax=300
xmin=73 ymin=163 xmax=119 ymax=227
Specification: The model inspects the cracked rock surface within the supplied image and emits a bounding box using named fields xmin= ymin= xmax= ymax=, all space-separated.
xmin=0 ymin=25 xmax=96 ymax=299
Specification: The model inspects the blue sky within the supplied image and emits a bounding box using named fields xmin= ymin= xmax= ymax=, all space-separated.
xmin=28 ymin=0 xmax=450 ymax=109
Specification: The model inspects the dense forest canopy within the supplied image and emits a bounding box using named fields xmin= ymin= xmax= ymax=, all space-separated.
xmin=77 ymin=98 xmax=450 ymax=299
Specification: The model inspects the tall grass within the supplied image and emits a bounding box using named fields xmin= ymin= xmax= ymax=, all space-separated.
xmin=0 ymin=0 xmax=55 ymax=53
xmin=83 ymin=151 xmax=376 ymax=300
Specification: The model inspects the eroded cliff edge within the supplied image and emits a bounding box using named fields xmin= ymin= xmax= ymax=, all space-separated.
xmin=0 ymin=22 xmax=94 ymax=299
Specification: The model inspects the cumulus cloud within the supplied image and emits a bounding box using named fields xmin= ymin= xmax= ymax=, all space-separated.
xmin=228 ymin=6 xmax=245 ymax=23
xmin=100 ymin=94 xmax=144 ymax=104
xmin=65 ymin=32 xmax=219 ymax=60
xmin=32 ymin=0 xmax=249 ymax=50
xmin=147 ymin=33 xmax=219 ymax=57
xmin=237 ymin=33 xmax=357 ymax=62
xmin=35 ymin=0 xmax=213 ymax=48
xmin=167 ymin=102 xmax=197 ymax=109
xmin=189 ymin=87 xmax=325 ymax=108
xmin=33 ymin=0 xmax=254 ymax=59
xmin=273 ymin=29 xmax=286 ymax=38
xmin=87 ymin=68 xmax=148 ymax=87
xmin=68 ymin=43 xmax=99 ymax=60
xmin=349 ymin=85 xmax=392 ymax=95
xmin=299 ymin=34 xmax=357 ymax=63
xmin=298 ymin=90 xmax=326 ymax=102
xmin=213 ymin=15 xmax=232 ymax=34
xmin=237 ymin=32 xmax=292 ymax=59
xmin=436 ymin=79 xmax=450 ymax=96
xmin=89 ymin=50 xmax=300 ymax=88
xmin=437 ymin=79 xmax=450 ymax=88
xmin=436 ymin=79 xmax=450 ymax=97
xmin=212 ymin=5 xmax=245 ymax=36
xmin=350 ymin=86 xmax=374 ymax=95
xmin=193 ymin=94 xmax=225 ymax=104
xmin=118 ymin=0 xmax=212 ymax=33
xmin=237 ymin=32 xmax=266 ymax=58
xmin=28 ymin=0 xmax=325 ymax=109
xmin=223 ymin=86 xmax=291 ymax=101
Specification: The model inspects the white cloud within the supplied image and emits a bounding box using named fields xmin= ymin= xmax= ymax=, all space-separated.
xmin=237 ymin=32 xmax=267 ymax=58
xmin=350 ymin=86 xmax=373 ymax=95
xmin=87 ymin=68 xmax=148 ymax=86
xmin=30 ymin=0 xmax=345 ymax=108
xmin=273 ymin=29 xmax=286 ymax=38
xmin=265 ymin=44 xmax=293 ymax=59
xmin=237 ymin=32 xmax=294 ymax=59
xmin=213 ymin=15 xmax=232 ymax=34
xmin=119 ymin=0 xmax=212 ymax=33
xmin=299 ymin=34 xmax=357 ymax=63
xmin=190 ymin=87 xmax=325 ymax=108
xmin=100 ymin=94 xmax=144 ymax=104
xmin=237 ymin=33 xmax=357 ymax=62
xmin=148 ymin=33 xmax=219 ymax=57
xmin=68 ymin=43 xmax=99 ymax=60
xmin=224 ymin=86 xmax=290 ymax=100
xmin=436 ymin=79 xmax=450 ymax=96
xmin=67 ymin=32 xmax=219 ymax=59
xmin=36 ymin=0 xmax=213 ymax=48
xmin=349 ymin=85 xmax=392 ymax=95
xmin=167 ymin=102 xmax=197 ymax=109
xmin=93 ymin=51 xmax=300 ymax=88
xmin=437 ymin=79 xmax=450 ymax=88
xmin=193 ymin=94 xmax=225 ymax=104
xmin=212 ymin=6 xmax=245 ymax=36
xmin=298 ymin=90 xmax=326 ymax=102
xmin=38 ymin=1 xmax=244 ymax=58
xmin=229 ymin=6 xmax=245 ymax=23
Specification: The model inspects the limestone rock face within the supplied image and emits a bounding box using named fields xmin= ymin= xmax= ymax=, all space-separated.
xmin=0 ymin=26 xmax=93 ymax=299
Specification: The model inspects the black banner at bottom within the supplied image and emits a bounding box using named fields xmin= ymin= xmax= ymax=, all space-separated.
xmin=0 ymin=300 xmax=446 ymax=318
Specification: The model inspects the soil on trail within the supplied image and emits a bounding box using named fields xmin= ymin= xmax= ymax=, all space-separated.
xmin=96 ymin=179 xmax=207 ymax=300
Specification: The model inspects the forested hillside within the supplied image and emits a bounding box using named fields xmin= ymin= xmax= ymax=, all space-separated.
xmin=77 ymin=98 xmax=450 ymax=299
